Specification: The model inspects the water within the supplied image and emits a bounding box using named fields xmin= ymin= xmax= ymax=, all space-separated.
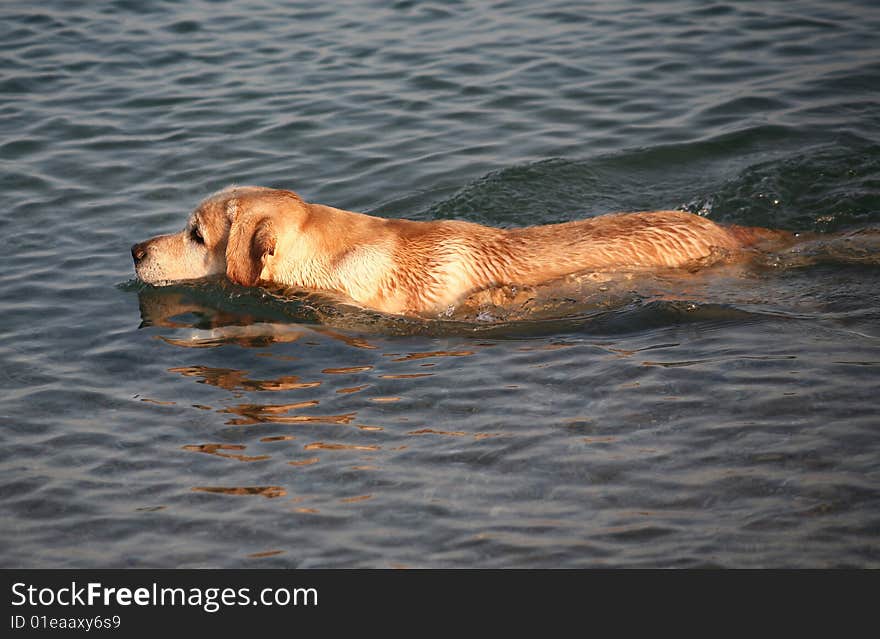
xmin=1 ymin=0 xmax=879 ymax=567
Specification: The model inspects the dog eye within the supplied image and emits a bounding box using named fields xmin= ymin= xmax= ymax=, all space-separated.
xmin=190 ymin=227 xmax=205 ymax=244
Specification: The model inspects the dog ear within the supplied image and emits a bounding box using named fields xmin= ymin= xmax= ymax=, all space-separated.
xmin=225 ymin=214 xmax=276 ymax=287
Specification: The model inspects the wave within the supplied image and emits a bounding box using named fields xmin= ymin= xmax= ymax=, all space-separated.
xmin=424 ymin=131 xmax=880 ymax=233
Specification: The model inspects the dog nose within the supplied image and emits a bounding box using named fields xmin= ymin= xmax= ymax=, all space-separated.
xmin=131 ymin=242 xmax=148 ymax=263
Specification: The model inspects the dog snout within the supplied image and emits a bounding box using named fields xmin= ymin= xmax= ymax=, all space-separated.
xmin=131 ymin=242 xmax=148 ymax=264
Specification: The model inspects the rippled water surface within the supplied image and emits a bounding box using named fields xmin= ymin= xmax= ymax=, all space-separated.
xmin=2 ymin=0 xmax=879 ymax=567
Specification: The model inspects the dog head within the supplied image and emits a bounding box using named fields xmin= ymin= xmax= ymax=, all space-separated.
xmin=132 ymin=186 xmax=307 ymax=287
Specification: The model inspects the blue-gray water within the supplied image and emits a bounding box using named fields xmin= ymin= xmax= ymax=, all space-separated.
xmin=2 ymin=0 xmax=879 ymax=567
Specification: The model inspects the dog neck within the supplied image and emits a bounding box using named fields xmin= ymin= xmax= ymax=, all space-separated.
xmin=261 ymin=203 xmax=399 ymax=306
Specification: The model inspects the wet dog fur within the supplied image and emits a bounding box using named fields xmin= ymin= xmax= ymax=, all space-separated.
xmin=132 ymin=186 xmax=790 ymax=316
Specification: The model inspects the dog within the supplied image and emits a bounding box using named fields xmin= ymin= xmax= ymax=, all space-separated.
xmin=132 ymin=185 xmax=791 ymax=316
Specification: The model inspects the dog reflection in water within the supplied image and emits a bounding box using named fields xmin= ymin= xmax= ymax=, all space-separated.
xmin=136 ymin=286 xmax=376 ymax=350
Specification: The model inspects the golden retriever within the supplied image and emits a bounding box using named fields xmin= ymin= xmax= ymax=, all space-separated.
xmin=132 ymin=185 xmax=790 ymax=316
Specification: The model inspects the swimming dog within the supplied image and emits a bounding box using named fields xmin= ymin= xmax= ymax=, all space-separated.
xmin=132 ymin=186 xmax=789 ymax=316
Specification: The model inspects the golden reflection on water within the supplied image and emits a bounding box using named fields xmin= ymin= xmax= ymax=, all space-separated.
xmin=304 ymin=442 xmax=381 ymax=451
xmin=288 ymin=457 xmax=320 ymax=466
xmin=138 ymin=290 xmax=508 ymax=516
xmin=182 ymin=443 xmax=270 ymax=462
xmin=310 ymin=327 xmax=377 ymax=350
xmin=247 ymin=550 xmax=285 ymax=558
xmin=149 ymin=312 xmax=305 ymax=348
xmin=255 ymin=353 xmax=299 ymax=361
xmin=139 ymin=291 xmax=511 ymax=511
xmin=140 ymin=289 xmax=308 ymax=342
xmin=337 ymin=384 xmax=370 ymax=394
xmin=168 ymin=366 xmax=321 ymax=392
xmin=139 ymin=289 xmax=384 ymax=352
xmin=408 ymin=428 xmax=466 ymax=437
xmin=192 ymin=486 xmax=287 ymax=498
xmin=157 ymin=329 xmax=302 ymax=349
xmin=139 ymin=290 xmax=254 ymax=329
xmin=322 ymin=365 xmax=374 ymax=374
xmin=222 ymin=402 xmax=357 ymax=426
